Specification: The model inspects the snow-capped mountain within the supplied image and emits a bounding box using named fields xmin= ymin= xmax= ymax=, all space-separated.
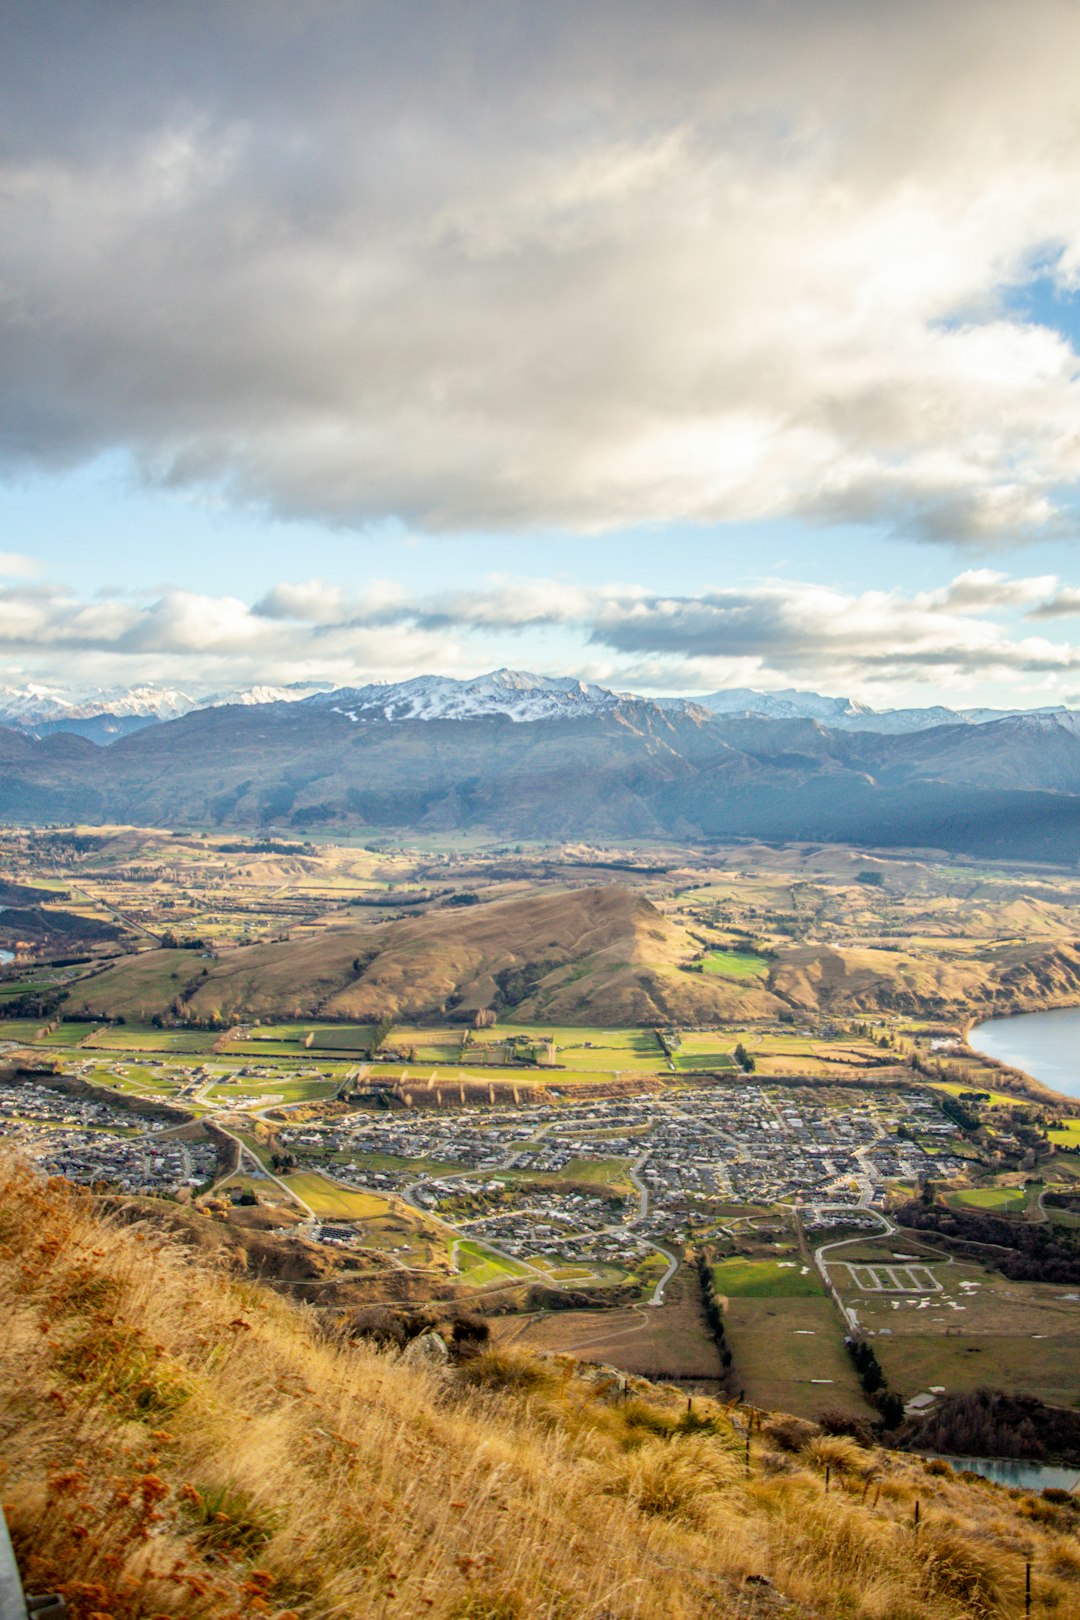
xmin=682 ymin=686 xmax=1077 ymax=734
xmin=0 ymin=681 xmax=329 ymax=741
xmin=0 ymin=684 xmax=198 ymax=725
xmin=305 ymin=669 xmax=633 ymax=724
xmin=2 ymin=671 xmax=1079 ymax=742
xmin=200 ymin=683 xmax=332 ymax=709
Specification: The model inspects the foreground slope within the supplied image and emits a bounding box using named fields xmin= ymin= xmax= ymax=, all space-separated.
xmin=3 ymin=1156 xmax=1079 ymax=1620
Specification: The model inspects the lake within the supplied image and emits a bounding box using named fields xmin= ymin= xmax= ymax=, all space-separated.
xmin=968 ymin=1006 xmax=1080 ymax=1100
xmin=924 ymin=1453 xmax=1080 ymax=1492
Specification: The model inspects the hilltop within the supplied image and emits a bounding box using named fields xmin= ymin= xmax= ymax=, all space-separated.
xmin=4 ymin=1153 xmax=1080 ymax=1620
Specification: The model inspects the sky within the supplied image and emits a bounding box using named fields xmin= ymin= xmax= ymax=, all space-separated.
xmin=5 ymin=0 xmax=1080 ymax=708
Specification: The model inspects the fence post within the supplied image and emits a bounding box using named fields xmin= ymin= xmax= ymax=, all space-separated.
xmin=1 ymin=1504 xmax=66 ymax=1620
xmin=1026 ymin=1561 xmax=1032 ymax=1617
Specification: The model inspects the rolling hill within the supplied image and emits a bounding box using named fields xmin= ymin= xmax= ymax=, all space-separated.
xmin=60 ymin=882 xmax=1080 ymax=1027
xmin=63 ymin=885 xmax=787 ymax=1026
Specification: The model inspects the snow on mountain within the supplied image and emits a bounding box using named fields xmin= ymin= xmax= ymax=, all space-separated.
xmin=306 ymin=669 xmax=632 ymax=723
xmin=200 ymin=684 xmax=329 ymax=708
xmin=0 ymin=682 xmax=333 ymax=734
xmin=3 ymin=671 xmax=1080 ymax=741
xmin=0 ymin=684 xmax=198 ymax=725
xmin=959 ymin=705 xmax=1068 ymax=725
xmin=688 ymin=686 xmax=972 ymax=733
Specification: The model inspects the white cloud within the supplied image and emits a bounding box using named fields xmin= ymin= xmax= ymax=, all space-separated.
xmin=4 ymin=3 xmax=1080 ymax=542
xmin=5 ymin=564 xmax=1080 ymax=705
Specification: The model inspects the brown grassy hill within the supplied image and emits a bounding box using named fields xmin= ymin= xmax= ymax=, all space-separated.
xmin=770 ymin=939 xmax=1080 ymax=1017
xmin=65 ymin=885 xmax=786 ymax=1026
xmin=5 ymin=1154 xmax=1080 ymax=1620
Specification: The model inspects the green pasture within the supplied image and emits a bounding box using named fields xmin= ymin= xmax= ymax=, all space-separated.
xmin=946 ymin=1186 xmax=1026 ymax=1213
xmin=454 ymin=1239 xmax=531 ymax=1287
xmin=929 ymin=1081 xmax=1019 ymax=1110
xmin=1046 ymin=1118 xmax=1080 ymax=1147
xmin=79 ymin=1027 xmax=217 ymax=1054
xmin=711 ymin=1256 xmax=824 ymax=1298
xmin=698 ymin=950 xmax=770 ymax=980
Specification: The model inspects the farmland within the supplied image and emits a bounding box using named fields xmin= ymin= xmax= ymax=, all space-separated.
xmin=5 ymin=828 xmax=1080 ymax=1407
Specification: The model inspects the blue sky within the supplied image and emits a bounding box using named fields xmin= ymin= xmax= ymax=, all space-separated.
xmin=5 ymin=2 xmax=1080 ymax=708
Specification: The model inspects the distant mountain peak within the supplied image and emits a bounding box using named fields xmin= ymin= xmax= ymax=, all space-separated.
xmin=305 ymin=669 xmax=636 ymax=723
xmin=688 ymin=686 xmax=1015 ymax=734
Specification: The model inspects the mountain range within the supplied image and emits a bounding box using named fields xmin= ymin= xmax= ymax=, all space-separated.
xmin=2 ymin=669 xmax=1080 ymax=860
xmin=0 ymin=669 xmax=1074 ymax=740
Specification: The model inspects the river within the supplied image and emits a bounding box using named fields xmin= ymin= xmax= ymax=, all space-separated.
xmin=968 ymin=1006 xmax=1080 ymax=1100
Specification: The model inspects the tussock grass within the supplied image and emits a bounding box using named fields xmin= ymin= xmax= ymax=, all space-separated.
xmin=0 ymin=1155 xmax=1078 ymax=1619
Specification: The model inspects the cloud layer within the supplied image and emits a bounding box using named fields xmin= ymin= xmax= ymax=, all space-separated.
xmin=4 ymin=2 xmax=1080 ymax=541
xmin=6 ymin=566 xmax=1080 ymax=706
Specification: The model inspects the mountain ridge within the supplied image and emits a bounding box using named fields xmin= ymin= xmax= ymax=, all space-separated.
xmin=2 ymin=695 xmax=1080 ymax=861
xmin=3 ymin=667 xmax=1078 ymax=741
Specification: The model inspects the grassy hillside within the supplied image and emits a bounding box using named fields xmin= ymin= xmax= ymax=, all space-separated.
xmin=3 ymin=1155 xmax=1080 ymax=1618
xmin=63 ymin=885 xmax=787 ymax=1026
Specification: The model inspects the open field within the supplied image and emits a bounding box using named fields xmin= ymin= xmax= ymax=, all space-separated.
xmin=698 ymin=949 xmax=770 ymax=979
xmin=712 ymin=1255 xmax=824 ymax=1298
xmin=722 ymin=1295 xmax=874 ymax=1419
xmin=454 ymin=1239 xmax=531 ymax=1287
xmin=945 ymin=1186 xmax=1026 ymax=1212
xmin=280 ymin=1171 xmax=392 ymax=1220
xmin=80 ymin=1027 xmax=219 ymax=1053
xmin=493 ymin=1263 xmax=725 ymax=1381
xmin=1046 ymin=1117 xmax=1080 ymax=1147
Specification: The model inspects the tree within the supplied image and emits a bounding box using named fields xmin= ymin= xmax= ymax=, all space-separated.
xmin=733 ymin=1042 xmax=755 ymax=1073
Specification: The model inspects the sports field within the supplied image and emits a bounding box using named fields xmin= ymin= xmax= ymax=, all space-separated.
xmin=711 ymin=1256 xmax=823 ymax=1298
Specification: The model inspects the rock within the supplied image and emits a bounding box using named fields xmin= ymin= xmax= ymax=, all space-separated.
xmin=402 ymin=1329 xmax=450 ymax=1367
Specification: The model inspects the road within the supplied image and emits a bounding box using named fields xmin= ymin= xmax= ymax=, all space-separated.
xmin=807 ymin=1198 xmax=896 ymax=1334
xmin=214 ymin=1120 xmax=320 ymax=1220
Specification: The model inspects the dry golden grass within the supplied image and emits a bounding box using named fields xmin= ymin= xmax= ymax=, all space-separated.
xmin=1 ymin=1154 xmax=1079 ymax=1619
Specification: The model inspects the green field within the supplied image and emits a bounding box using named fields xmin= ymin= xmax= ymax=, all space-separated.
xmin=699 ymin=950 xmax=769 ymax=980
xmin=946 ymin=1186 xmax=1025 ymax=1212
xmin=1046 ymin=1118 xmax=1080 ymax=1147
xmin=80 ymin=1027 xmax=217 ymax=1053
xmin=712 ymin=1256 xmax=823 ymax=1298
xmin=454 ymin=1239 xmax=531 ymax=1287
xmin=929 ymin=1081 xmax=1021 ymax=1110
xmin=508 ymin=1155 xmax=633 ymax=1190
xmin=282 ymin=1172 xmax=392 ymax=1220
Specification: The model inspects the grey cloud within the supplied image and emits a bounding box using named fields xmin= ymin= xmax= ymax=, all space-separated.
xmin=4 ymin=564 xmax=1080 ymax=698
xmin=1029 ymin=588 xmax=1080 ymax=619
xmin=4 ymin=4 xmax=1080 ymax=539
